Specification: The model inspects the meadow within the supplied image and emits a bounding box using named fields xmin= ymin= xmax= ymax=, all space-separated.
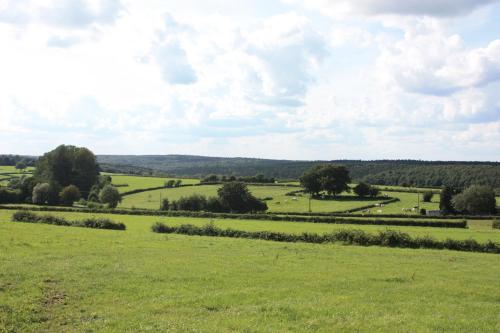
xmin=119 ymin=183 xmax=440 ymax=215
xmin=0 ymin=209 xmax=499 ymax=332
xmin=109 ymin=175 xmax=199 ymax=193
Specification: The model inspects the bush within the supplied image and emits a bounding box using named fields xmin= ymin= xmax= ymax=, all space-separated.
xmin=422 ymin=191 xmax=433 ymax=202
xmin=99 ymin=185 xmax=121 ymax=208
xmin=59 ymin=185 xmax=81 ymax=206
xmin=75 ymin=218 xmax=126 ymax=230
xmin=151 ymin=223 xmax=500 ymax=254
xmin=452 ymin=185 xmax=496 ymax=215
xmin=420 ymin=208 xmax=427 ymax=216
xmin=493 ymin=220 xmax=500 ymax=229
xmin=11 ymin=211 xmax=125 ymax=230
xmin=161 ymin=198 xmax=170 ymax=211
xmin=32 ymin=183 xmax=50 ymax=204
xmin=0 ymin=187 xmax=20 ymax=204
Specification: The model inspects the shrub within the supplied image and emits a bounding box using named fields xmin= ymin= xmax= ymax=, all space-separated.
xmin=422 ymin=191 xmax=433 ymax=202
xmin=452 ymin=185 xmax=496 ymax=215
xmin=420 ymin=208 xmax=427 ymax=215
xmin=353 ymin=183 xmax=371 ymax=197
xmin=151 ymin=223 xmax=500 ymax=254
xmin=11 ymin=211 xmax=125 ymax=230
xmin=161 ymin=198 xmax=170 ymax=211
xmin=75 ymin=218 xmax=126 ymax=230
xmin=99 ymin=185 xmax=121 ymax=208
xmin=493 ymin=220 xmax=500 ymax=229
xmin=0 ymin=187 xmax=20 ymax=204
xmin=32 ymin=183 xmax=50 ymax=204
xmin=59 ymin=185 xmax=81 ymax=206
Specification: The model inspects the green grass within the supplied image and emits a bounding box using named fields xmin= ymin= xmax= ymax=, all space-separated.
xmin=110 ymin=174 xmax=199 ymax=193
xmin=0 ymin=166 xmax=34 ymax=174
xmin=364 ymin=191 xmax=440 ymax=214
xmin=0 ymin=210 xmax=499 ymax=332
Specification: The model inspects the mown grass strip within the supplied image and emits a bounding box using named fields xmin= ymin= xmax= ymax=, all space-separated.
xmin=11 ymin=211 xmax=126 ymax=230
xmin=0 ymin=206 xmax=467 ymax=228
xmin=151 ymin=223 xmax=500 ymax=254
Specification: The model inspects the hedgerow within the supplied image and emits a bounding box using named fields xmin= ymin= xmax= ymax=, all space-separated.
xmin=11 ymin=211 xmax=126 ymax=230
xmin=151 ymin=223 xmax=500 ymax=254
xmin=1 ymin=206 xmax=468 ymax=228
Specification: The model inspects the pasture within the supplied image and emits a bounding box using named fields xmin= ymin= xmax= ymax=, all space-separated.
xmin=119 ymin=184 xmax=390 ymax=213
xmin=110 ymin=175 xmax=199 ymax=193
xmin=0 ymin=209 xmax=499 ymax=332
xmin=119 ymin=182 xmax=442 ymax=215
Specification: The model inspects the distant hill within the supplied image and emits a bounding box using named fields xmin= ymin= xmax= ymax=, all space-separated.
xmin=97 ymin=155 xmax=500 ymax=189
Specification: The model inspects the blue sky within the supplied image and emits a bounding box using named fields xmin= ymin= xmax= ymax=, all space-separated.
xmin=0 ymin=0 xmax=499 ymax=160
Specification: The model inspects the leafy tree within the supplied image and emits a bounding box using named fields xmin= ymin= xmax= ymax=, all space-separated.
xmin=440 ymin=186 xmax=456 ymax=214
xmin=300 ymin=165 xmax=351 ymax=197
xmin=422 ymin=191 xmax=434 ymax=202
xmin=0 ymin=188 xmax=20 ymax=204
xmin=18 ymin=176 xmax=36 ymax=202
xmin=174 ymin=179 xmax=182 ymax=187
xmin=47 ymin=182 xmax=62 ymax=205
xmin=32 ymin=183 xmax=50 ymax=204
xmin=452 ymin=185 xmax=496 ymax=215
xmin=88 ymin=175 xmax=112 ymax=202
xmin=35 ymin=145 xmax=99 ymax=195
xmin=206 ymin=196 xmax=225 ymax=212
xmin=353 ymin=182 xmax=371 ymax=197
xmin=202 ymin=174 xmax=219 ymax=183
xmin=175 ymin=194 xmax=207 ymax=211
xmin=15 ymin=161 xmax=27 ymax=171
xmin=368 ymin=187 xmax=380 ymax=197
xmin=161 ymin=198 xmax=169 ymax=211
xmin=217 ymin=182 xmax=267 ymax=213
xmin=165 ymin=180 xmax=175 ymax=188
xmin=300 ymin=170 xmax=322 ymax=196
xmin=59 ymin=185 xmax=81 ymax=206
xmin=99 ymin=185 xmax=121 ymax=208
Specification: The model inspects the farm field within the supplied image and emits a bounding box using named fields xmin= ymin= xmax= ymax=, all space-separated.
xmin=0 ymin=210 xmax=499 ymax=332
xmin=110 ymin=174 xmax=199 ymax=193
xmin=119 ymin=182 xmax=442 ymax=215
xmin=119 ymin=184 xmax=389 ymax=213
xmin=0 ymin=166 xmax=34 ymax=174
xmin=367 ymin=191 xmax=440 ymax=214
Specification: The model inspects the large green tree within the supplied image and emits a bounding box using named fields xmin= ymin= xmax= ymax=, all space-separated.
xmin=35 ymin=145 xmax=99 ymax=195
xmin=452 ymin=185 xmax=496 ymax=215
xmin=300 ymin=164 xmax=351 ymax=197
xmin=217 ymin=182 xmax=267 ymax=213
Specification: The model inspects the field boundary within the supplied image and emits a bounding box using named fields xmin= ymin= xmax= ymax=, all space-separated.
xmin=0 ymin=205 xmax=468 ymax=228
xmin=152 ymin=223 xmax=499 ymax=254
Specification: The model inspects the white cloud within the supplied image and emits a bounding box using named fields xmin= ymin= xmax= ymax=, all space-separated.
xmin=286 ymin=0 xmax=500 ymax=18
xmin=377 ymin=24 xmax=500 ymax=95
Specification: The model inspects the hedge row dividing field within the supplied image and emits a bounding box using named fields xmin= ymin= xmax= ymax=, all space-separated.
xmin=1 ymin=209 xmax=497 ymax=243
xmin=11 ymin=211 xmax=126 ymax=230
xmin=151 ymin=223 xmax=500 ymax=254
xmin=0 ymin=206 xmax=468 ymax=228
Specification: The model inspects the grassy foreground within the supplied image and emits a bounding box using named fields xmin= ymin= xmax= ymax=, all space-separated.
xmin=1 ymin=210 xmax=500 ymax=332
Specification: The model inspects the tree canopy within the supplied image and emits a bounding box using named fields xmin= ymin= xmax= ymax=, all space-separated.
xmin=300 ymin=165 xmax=351 ymax=197
xmin=35 ymin=145 xmax=99 ymax=195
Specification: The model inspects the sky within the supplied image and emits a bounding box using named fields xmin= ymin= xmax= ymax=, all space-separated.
xmin=0 ymin=0 xmax=499 ymax=161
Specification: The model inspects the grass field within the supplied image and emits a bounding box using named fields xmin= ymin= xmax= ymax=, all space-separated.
xmin=119 ymin=183 xmax=443 ymax=215
xmin=0 ymin=209 xmax=499 ymax=332
xmin=0 ymin=166 xmax=34 ymax=174
xmin=110 ymin=175 xmax=199 ymax=193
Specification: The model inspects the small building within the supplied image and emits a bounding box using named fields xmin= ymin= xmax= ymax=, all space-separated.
xmin=426 ymin=210 xmax=442 ymax=217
